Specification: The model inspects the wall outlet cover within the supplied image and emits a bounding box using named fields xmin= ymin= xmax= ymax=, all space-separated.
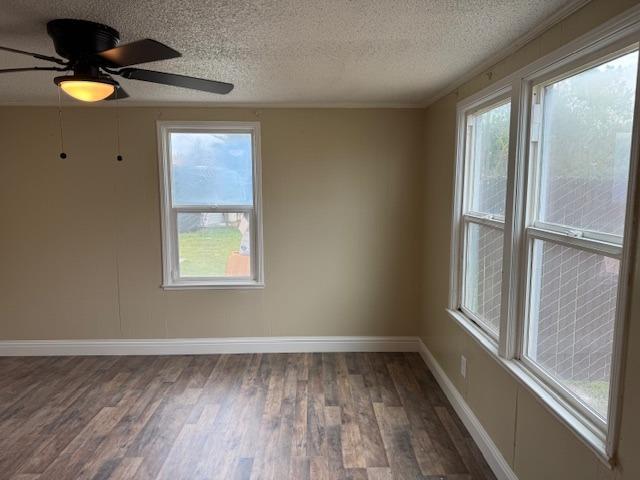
xmin=460 ymin=355 xmax=467 ymax=378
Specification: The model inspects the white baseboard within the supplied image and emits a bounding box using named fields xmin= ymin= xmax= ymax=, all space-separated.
xmin=0 ymin=336 xmax=419 ymax=356
xmin=417 ymin=338 xmax=518 ymax=480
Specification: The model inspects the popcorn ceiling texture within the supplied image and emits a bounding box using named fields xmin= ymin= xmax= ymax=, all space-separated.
xmin=0 ymin=0 xmax=573 ymax=106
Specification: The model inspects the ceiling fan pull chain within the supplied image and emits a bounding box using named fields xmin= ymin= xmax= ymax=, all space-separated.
xmin=57 ymin=86 xmax=67 ymax=159
xmin=115 ymin=87 xmax=123 ymax=162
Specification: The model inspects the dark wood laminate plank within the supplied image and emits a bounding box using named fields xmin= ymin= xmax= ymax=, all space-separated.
xmin=309 ymin=455 xmax=330 ymax=480
xmin=387 ymin=355 xmax=467 ymax=475
xmin=357 ymin=353 xmax=382 ymax=403
xmin=188 ymin=354 xmax=255 ymax=479
xmin=273 ymin=355 xmax=299 ymax=478
xmin=0 ymin=353 xmax=495 ymax=480
xmin=289 ymin=456 xmax=310 ymax=480
xmin=5 ymin=358 xmax=134 ymax=477
xmin=373 ymin=403 xmax=426 ymax=480
xmin=367 ymin=467 xmax=393 ymax=480
xmin=307 ymin=353 xmax=327 ymax=460
xmin=334 ymin=354 xmax=366 ymax=470
xmin=291 ymin=379 xmax=308 ymax=458
xmin=322 ymin=353 xmax=339 ymax=407
xmin=369 ymin=353 xmax=402 ymax=407
xmin=107 ymin=457 xmax=143 ymax=480
xmin=249 ymin=354 xmax=287 ymax=480
xmin=435 ymin=406 xmax=497 ymax=480
xmin=348 ymin=373 xmax=388 ymax=468
xmin=324 ymin=405 xmax=347 ymax=479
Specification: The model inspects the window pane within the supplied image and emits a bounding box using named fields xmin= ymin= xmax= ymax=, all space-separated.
xmin=177 ymin=212 xmax=252 ymax=278
xmin=463 ymin=223 xmax=503 ymax=334
xmin=171 ymin=132 xmax=253 ymax=206
xmin=526 ymin=240 xmax=619 ymax=418
xmin=537 ymin=50 xmax=638 ymax=235
xmin=468 ymin=102 xmax=511 ymax=216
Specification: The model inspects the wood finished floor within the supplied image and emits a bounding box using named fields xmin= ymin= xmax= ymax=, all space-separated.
xmin=0 ymin=353 xmax=496 ymax=480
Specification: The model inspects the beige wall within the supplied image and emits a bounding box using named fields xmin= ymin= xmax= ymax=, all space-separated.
xmin=420 ymin=0 xmax=640 ymax=479
xmin=0 ymin=107 xmax=425 ymax=339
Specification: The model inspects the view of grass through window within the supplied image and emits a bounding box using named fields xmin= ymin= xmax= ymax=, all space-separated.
xmin=177 ymin=212 xmax=251 ymax=278
xmin=179 ymin=227 xmax=242 ymax=277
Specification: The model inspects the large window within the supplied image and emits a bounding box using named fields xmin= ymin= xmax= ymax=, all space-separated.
xmin=523 ymin=49 xmax=638 ymax=423
xmin=158 ymin=122 xmax=263 ymax=288
xmin=450 ymin=37 xmax=639 ymax=459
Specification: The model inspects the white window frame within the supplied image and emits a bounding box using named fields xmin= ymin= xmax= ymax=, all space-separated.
xmin=448 ymin=7 xmax=640 ymax=465
xmin=157 ymin=121 xmax=264 ymax=289
xmin=455 ymin=92 xmax=512 ymax=341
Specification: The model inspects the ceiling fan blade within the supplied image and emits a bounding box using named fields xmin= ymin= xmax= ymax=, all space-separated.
xmin=0 ymin=66 xmax=68 ymax=74
xmin=118 ymin=68 xmax=234 ymax=94
xmin=105 ymin=86 xmax=129 ymax=101
xmin=0 ymin=46 xmax=66 ymax=65
xmin=96 ymin=39 xmax=180 ymax=67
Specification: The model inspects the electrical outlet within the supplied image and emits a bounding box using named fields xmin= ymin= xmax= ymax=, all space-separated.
xmin=460 ymin=355 xmax=467 ymax=378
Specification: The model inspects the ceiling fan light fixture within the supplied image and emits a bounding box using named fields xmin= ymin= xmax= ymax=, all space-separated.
xmin=1 ymin=18 xmax=234 ymax=103
xmin=54 ymin=75 xmax=116 ymax=102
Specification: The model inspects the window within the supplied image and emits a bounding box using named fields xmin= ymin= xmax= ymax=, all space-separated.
xmin=523 ymin=49 xmax=638 ymax=422
xmin=450 ymin=33 xmax=640 ymax=459
xmin=158 ymin=122 xmax=263 ymax=288
xmin=460 ymin=99 xmax=511 ymax=337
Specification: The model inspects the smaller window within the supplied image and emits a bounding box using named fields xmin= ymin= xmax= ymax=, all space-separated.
xmin=158 ymin=122 xmax=263 ymax=289
xmin=458 ymin=98 xmax=511 ymax=338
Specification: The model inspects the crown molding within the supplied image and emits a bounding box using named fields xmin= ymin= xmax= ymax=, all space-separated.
xmin=422 ymin=0 xmax=592 ymax=107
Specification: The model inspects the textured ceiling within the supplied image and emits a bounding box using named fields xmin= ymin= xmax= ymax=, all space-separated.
xmin=1 ymin=0 xmax=578 ymax=106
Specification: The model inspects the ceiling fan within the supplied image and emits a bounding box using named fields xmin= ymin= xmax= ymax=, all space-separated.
xmin=0 ymin=18 xmax=234 ymax=102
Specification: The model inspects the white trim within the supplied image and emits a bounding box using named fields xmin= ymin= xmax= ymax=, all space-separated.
xmin=448 ymin=308 xmax=500 ymax=355
xmin=526 ymin=227 xmax=622 ymax=259
xmin=518 ymin=355 xmax=607 ymax=432
xmin=606 ymin=27 xmax=640 ymax=458
xmin=500 ymin=78 xmax=526 ymax=359
xmin=423 ymin=0 xmax=592 ymax=107
xmin=156 ymin=121 xmax=264 ymax=289
xmin=417 ymin=339 xmax=519 ymax=480
xmin=463 ymin=213 xmax=505 ymax=231
xmin=161 ymin=281 xmax=265 ymax=290
xmin=0 ymin=336 xmax=419 ymax=356
xmin=458 ymin=3 xmax=640 ymax=109
xmin=450 ymin=91 xmax=512 ymax=342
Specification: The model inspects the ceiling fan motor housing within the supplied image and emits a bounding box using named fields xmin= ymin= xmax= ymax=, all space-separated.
xmin=47 ymin=19 xmax=120 ymax=61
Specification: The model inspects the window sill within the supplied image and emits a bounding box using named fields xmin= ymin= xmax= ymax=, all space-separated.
xmin=446 ymin=308 xmax=612 ymax=467
xmin=162 ymin=281 xmax=265 ymax=290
